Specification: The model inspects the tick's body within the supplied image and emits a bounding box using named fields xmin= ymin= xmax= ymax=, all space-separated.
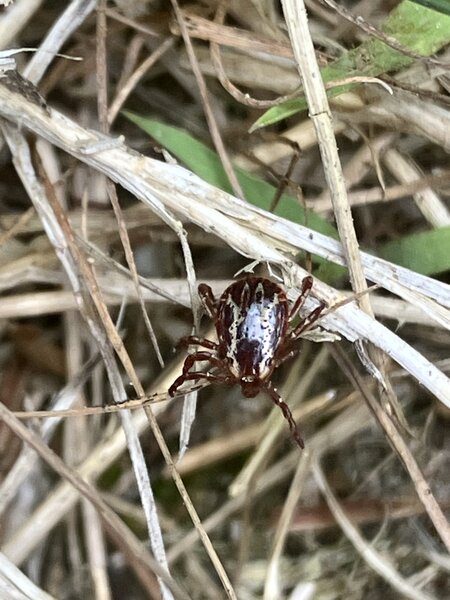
xmin=217 ymin=278 xmax=289 ymax=396
xmin=169 ymin=276 xmax=325 ymax=448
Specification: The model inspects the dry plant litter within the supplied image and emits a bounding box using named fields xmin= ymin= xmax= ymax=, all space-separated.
xmin=0 ymin=1 xmax=449 ymax=599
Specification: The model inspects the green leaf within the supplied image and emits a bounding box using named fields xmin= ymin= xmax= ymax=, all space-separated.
xmin=253 ymin=0 xmax=450 ymax=129
xmin=125 ymin=112 xmax=337 ymax=239
xmin=409 ymin=0 xmax=450 ymax=16
xmin=379 ymin=226 xmax=450 ymax=275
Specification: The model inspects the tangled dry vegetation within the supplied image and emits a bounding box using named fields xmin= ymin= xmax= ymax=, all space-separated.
xmin=0 ymin=1 xmax=449 ymax=599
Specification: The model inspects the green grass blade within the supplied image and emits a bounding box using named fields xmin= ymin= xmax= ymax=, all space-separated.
xmin=125 ymin=112 xmax=337 ymax=239
xmin=379 ymin=226 xmax=450 ymax=275
xmin=409 ymin=0 xmax=450 ymax=16
xmin=253 ymin=0 xmax=450 ymax=130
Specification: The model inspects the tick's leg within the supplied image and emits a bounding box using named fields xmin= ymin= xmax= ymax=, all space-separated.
xmin=169 ymin=351 xmax=227 ymax=396
xmin=169 ymin=371 xmax=231 ymax=397
xmin=290 ymin=302 xmax=327 ymax=340
xmin=176 ymin=336 xmax=218 ymax=351
xmin=180 ymin=352 xmax=225 ymax=374
xmin=265 ymin=382 xmax=304 ymax=449
xmin=198 ymin=283 xmax=218 ymax=320
xmin=289 ymin=276 xmax=313 ymax=321
xmin=272 ymin=341 xmax=301 ymax=369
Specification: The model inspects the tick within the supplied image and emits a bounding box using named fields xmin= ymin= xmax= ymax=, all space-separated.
xmin=168 ymin=276 xmax=326 ymax=448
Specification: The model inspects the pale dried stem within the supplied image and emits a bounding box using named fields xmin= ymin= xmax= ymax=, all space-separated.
xmin=167 ymin=400 xmax=374 ymax=564
xmin=0 ymin=0 xmax=44 ymax=51
xmin=2 ymin=347 xmax=217 ymax=578
xmin=0 ymin=284 xmax=445 ymax=328
xmin=2 ymin=120 xmax=233 ymax=597
xmin=0 ymin=401 xmax=187 ymax=600
xmin=23 ymin=0 xmax=97 ymax=84
xmin=171 ymin=11 xmax=294 ymax=58
xmin=3 ymin=121 xmax=176 ymax=595
xmin=0 ymin=551 xmax=55 ymax=600
xmin=281 ymin=0 xmax=371 ymax=310
xmin=264 ymin=453 xmax=312 ymax=600
xmin=0 ymin=85 xmax=447 ymax=405
xmin=383 ymin=148 xmax=450 ymax=227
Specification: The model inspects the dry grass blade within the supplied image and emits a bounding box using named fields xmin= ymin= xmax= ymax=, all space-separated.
xmin=0 ymin=401 xmax=189 ymax=600
xmin=0 ymin=551 xmax=55 ymax=600
xmin=1 ymin=2 xmax=449 ymax=597
xmin=170 ymin=0 xmax=244 ymax=199
xmin=229 ymin=347 xmax=329 ymax=497
xmin=281 ymin=0 xmax=404 ymax=440
xmin=0 ymin=86 xmax=447 ymax=407
xmin=166 ymin=401 xmax=374 ymax=565
xmin=2 ymin=123 xmax=235 ymax=598
xmin=3 ymin=121 xmax=177 ymax=598
xmin=0 ymin=354 xmax=99 ymax=516
xmin=264 ymin=453 xmax=312 ymax=600
xmin=281 ymin=0 xmax=371 ymax=311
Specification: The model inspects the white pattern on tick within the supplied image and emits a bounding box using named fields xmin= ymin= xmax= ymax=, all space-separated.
xmin=224 ymin=281 xmax=282 ymax=379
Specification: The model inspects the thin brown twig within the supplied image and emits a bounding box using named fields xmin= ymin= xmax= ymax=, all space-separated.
xmin=37 ymin=157 xmax=137 ymax=389
xmin=102 ymin=32 xmax=171 ymax=368
xmin=289 ymin=496 xmax=450 ymax=532
xmin=209 ymin=4 xmax=299 ymax=109
xmin=382 ymin=74 xmax=450 ymax=107
xmin=108 ymin=36 xmax=174 ymax=125
xmin=11 ymin=384 xmax=206 ymax=419
xmin=105 ymin=8 xmax=161 ymax=37
xmin=170 ymin=0 xmax=244 ymax=200
xmin=141 ymin=404 xmax=238 ymax=599
xmin=107 ymin=182 xmax=166 ymax=368
xmin=170 ymin=11 xmax=294 ymax=58
xmin=0 ymin=206 xmax=35 ymax=248
xmin=89 ymin=9 xmax=113 ymax=599
xmin=96 ymin=1 xmax=109 ymax=135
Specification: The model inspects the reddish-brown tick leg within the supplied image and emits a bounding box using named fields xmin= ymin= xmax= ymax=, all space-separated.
xmin=169 ymin=371 xmax=231 ymax=397
xmin=180 ymin=352 xmax=225 ymax=375
xmin=169 ymin=351 xmax=228 ymax=396
xmin=272 ymin=342 xmax=301 ymax=369
xmin=265 ymin=382 xmax=304 ymax=449
xmin=175 ymin=336 xmax=218 ymax=351
xmin=290 ymin=302 xmax=326 ymax=340
xmin=289 ymin=276 xmax=313 ymax=321
xmin=198 ymin=283 xmax=218 ymax=320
